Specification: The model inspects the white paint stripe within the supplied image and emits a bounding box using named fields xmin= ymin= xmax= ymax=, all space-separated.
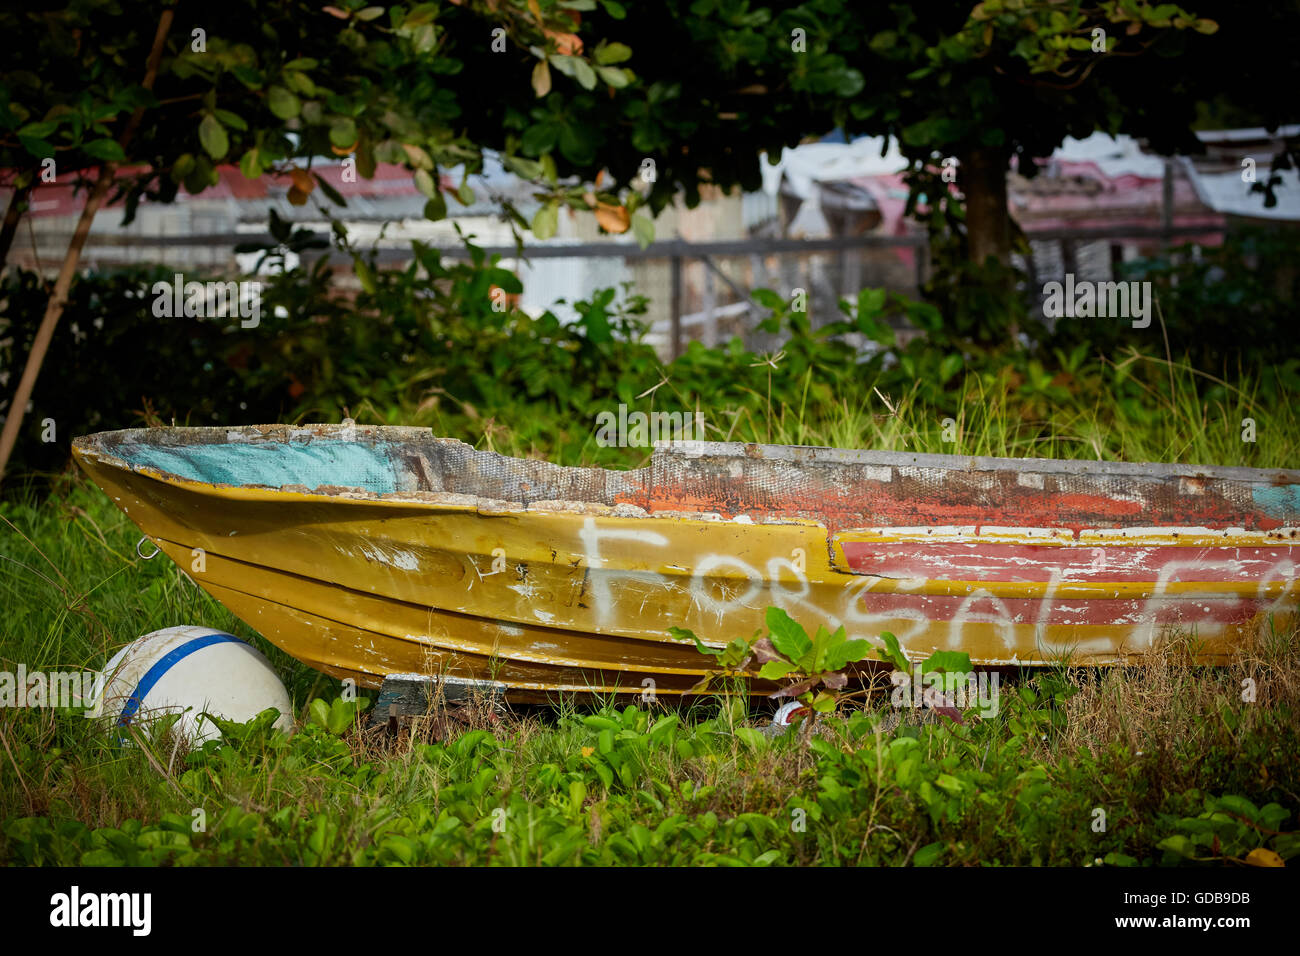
xmin=840 ymin=526 xmax=1300 ymax=546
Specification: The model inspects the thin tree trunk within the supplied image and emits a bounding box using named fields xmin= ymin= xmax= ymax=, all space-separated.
xmin=0 ymin=176 xmax=33 ymax=275
xmin=0 ymin=171 xmax=115 ymax=476
xmin=0 ymin=9 xmax=173 ymax=484
xmin=959 ymin=146 xmax=1011 ymax=267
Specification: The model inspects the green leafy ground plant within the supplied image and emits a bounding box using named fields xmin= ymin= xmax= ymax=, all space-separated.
xmin=673 ymin=607 xmax=875 ymax=715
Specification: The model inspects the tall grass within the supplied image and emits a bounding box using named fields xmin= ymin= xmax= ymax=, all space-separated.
xmin=709 ymin=352 xmax=1299 ymax=468
xmin=0 ymin=353 xmax=1297 ymax=865
xmin=333 ymin=348 xmax=1299 ymax=472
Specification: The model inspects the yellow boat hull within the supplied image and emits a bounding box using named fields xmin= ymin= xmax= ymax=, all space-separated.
xmin=72 ymin=425 xmax=1300 ymax=696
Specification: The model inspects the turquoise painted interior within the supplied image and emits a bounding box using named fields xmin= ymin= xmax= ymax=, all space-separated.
xmin=1253 ymin=484 xmax=1300 ymax=520
xmin=116 ymin=440 xmax=401 ymax=494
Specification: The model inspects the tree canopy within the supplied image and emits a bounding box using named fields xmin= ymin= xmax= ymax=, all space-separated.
xmin=8 ymin=2 xmax=1294 ymax=239
xmin=1 ymin=0 xmax=1297 ymax=479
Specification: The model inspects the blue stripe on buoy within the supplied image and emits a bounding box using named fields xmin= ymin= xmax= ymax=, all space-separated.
xmin=116 ymin=632 xmax=244 ymax=729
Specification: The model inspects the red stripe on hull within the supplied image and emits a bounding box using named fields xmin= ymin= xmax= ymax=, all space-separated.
xmin=840 ymin=541 xmax=1300 ymax=585
xmin=845 ymin=587 xmax=1291 ymax=629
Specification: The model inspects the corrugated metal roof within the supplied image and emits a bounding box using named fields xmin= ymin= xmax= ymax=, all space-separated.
xmin=1181 ymin=159 xmax=1300 ymax=221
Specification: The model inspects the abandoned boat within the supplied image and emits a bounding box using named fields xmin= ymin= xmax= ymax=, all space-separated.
xmin=72 ymin=424 xmax=1300 ymax=697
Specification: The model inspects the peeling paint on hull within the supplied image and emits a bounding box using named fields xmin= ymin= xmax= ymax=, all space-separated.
xmin=71 ymin=425 xmax=1300 ymax=696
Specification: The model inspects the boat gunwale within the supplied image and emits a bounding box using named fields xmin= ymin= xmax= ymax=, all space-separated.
xmin=71 ymin=441 xmax=696 ymax=518
xmin=72 ymin=424 xmax=1300 ymax=504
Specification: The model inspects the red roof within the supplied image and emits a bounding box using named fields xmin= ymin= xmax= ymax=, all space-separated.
xmin=9 ymin=160 xmax=436 ymax=219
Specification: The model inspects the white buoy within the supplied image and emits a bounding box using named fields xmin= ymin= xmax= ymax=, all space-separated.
xmin=92 ymin=626 xmax=293 ymax=743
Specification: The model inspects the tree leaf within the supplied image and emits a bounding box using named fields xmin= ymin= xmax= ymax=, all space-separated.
xmin=289 ymin=166 xmax=315 ymax=194
xmin=213 ymin=109 xmax=248 ymax=131
xmin=267 ymin=85 xmax=301 ymax=119
xmin=423 ymin=193 xmax=447 ymax=221
xmin=597 ymin=66 xmax=631 ymax=89
xmin=330 ymin=117 xmax=357 ymax=149
xmin=81 ymin=138 xmax=126 ymax=162
xmin=231 ymin=65 xmax=264 ymax=89
xmin=856 ymin=286 xmax=888 ymax=316
xmin=531 ymin=59 xmax=552 ymax=97
xmin=545 ymin=30 xmax=584 ymax=57
xmin=401 ymin=142 xmax=433 ymax=170
xmin=314 ymin=172 xmax=347 ymax=206
xmin=572 ymin=58 xmax=598 ymax=90
xmin=631 ymin=212 xmax=654 ymax=249
xmin=18 ymin=120 xmax=59 ymax=139
xmin=502 ymin=154 xmax=544 ymax=180
xmin=532 ymin=201 xmax=559 ymax=239
xmin=414 ymin=168 xmax=437 ymax=198
xmin=238 ymin=147 xmax=261 ymax=179
xmin=594 ymin=201 xmax=630 ymax=233
xmin=354 ymin=258 xmax=377 ymax=294
xmin=18 ymin=136 xmax=55 ymax=159
xmin=594 ymin=42 xmax=632 ymax=65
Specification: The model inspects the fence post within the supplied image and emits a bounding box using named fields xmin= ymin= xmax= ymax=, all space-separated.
xmin=1162 ymin=158 xmax=1175 ymax=256
xmin=914 ymin=235 xmax=927 ymax=294
xmin=1062 ymin=238 xmax=1078 ymax=278
xmin=670 ymin=253 xmax=683 ymax=359
xmin=702 ymin=261 xmax=717 ymax=347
